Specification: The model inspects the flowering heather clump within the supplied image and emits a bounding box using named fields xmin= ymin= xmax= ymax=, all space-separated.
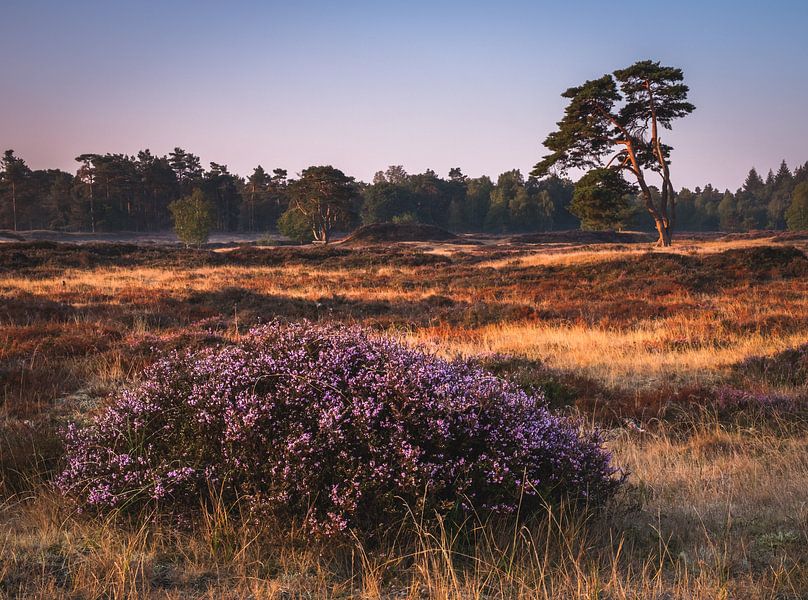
xmin=58 ymin=321 xmax=622 ymax=535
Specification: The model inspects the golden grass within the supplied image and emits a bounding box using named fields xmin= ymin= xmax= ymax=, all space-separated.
xmin=0 ymin=265 xmax=434 ymax=307
xmin=409 ymin=318 xmax=808 ymax=391
xmin=0 ymin=417 xmax=804 ymax=598
xmin=475 ymin=235 xmax=808 ymax=270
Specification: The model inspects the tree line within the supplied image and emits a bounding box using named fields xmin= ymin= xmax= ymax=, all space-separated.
xmin=677 ymin=163 xmax=808 ymax=231
xmin=0 ymin=148 xmax=289 ymax=234
xmin=1 ymin=147 xmax=807 ymax=237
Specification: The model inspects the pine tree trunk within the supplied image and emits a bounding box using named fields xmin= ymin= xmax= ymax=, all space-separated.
xmin=654 ymin=219 xmax=672 ymax=247
xmin=11 ymin=181 xmax=17 ymax=232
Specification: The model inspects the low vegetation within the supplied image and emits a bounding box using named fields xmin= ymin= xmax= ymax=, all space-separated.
xmin=0 ymin=234 xmax=806 ymax=598
xmin=59 ymin=322 xmax=620 ymax=536
xmin=341 ymin=222 xmax=458 ymax=244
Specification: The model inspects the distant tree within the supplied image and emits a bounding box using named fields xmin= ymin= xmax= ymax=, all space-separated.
xmin=87 ymin=153 xmax=139 ymax=230
xmin=765 ymin=169 xmax=775 ymax=189
xmin=675 ymin=185 xmax=724 ymax=231
xmin=672 ymin=187 xmax=695 ymax=230
xmin=361 ymin=182 xmax=417 ymax=224
xmin=485 ymin=170 xmax=524 ymax=232
xmin=570 ymin=168 xmax=638 ymax=230
xmin=774 ymin=160 xmax=793 ymax=188
xmin=14 ymin=168 xmax=73 ymax=230
xmin=718 ymin=190 xmax=739 ymax=231
xmin=448 ymin=167 xmax=466 ymax=182
xmin=742 ymin=168 xmax=765 ymax=195
xmin=464 ymin=176 xmax=493 ymax=231
xmin=373 ymin=165 xmax=409 ymax=185
xmin=445 ymin=168 xmax=469 ymax=231
xmin=277 ymin=208 xmax=314 ymax=243
xmin=169 ymin=148 xmax=203 ymax=194
xmin=372 ymin=165 xmax=406 ymax=185
xmin=204 ymin=162 xmax=242 ymax=231
xmin=74 ymin=154 xmax=101 ymax=232
xmin=41 ymin=170 xmax=75 ymax=230
xmin=242 ymin=166 xmax=269 ymax=231
xmin=533 ymin=60 xmax=695 ymax=246
xmin=268 ymin=168 xmax=290 ymax=224
xmin=447 ymin=199 xmax=465 ymax=231
xmin=136 ymin=150 xmax=178 ymax=230
xmin=408 ymin=170 xmax=451 ymax=227
xmin=1 ymin=150 xmax=31 ymax=231
xmin=733 ymin=166 xmax=769 ymax=229
xmin=734 ymin=189 xmax=767 ymax=230
xmin=283 ymin=166 xmax=357 ymax=243
xmin=768 ymin=160 xmax=794 ymax=229
xmin=533 ymin=175 xmax=577 ymax=230
xmin=509 ymin=187 xmax=554 ymax=231
xmin=795 ymin=161 xmax=808 ymax=185
xmin=695 ymin=184 xmax=722 ymax=230
xmin=786 ymin=182 xmax=808 ymax=231
xmin=169 ymin=188 xmax=214 ymax=247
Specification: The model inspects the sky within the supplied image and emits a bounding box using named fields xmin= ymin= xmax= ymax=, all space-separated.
xmin=1 ymin=0 xmax=807 ymax=190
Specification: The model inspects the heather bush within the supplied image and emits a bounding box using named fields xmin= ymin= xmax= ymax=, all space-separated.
xmin=58 ymin=321 xmax=622 ymax=535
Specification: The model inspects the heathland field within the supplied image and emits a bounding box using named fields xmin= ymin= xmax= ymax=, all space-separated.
xmin=1 ymin=232 xmax=807 ymax=598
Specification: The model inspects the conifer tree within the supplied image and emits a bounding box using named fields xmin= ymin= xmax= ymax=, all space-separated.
xmin=533 ymin=60 xmax=695 ymax=246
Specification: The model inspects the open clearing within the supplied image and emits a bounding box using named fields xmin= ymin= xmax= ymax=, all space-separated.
xmin=1 ymin=232 xmax=806 ymax=598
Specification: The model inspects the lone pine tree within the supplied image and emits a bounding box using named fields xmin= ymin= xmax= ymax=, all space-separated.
xmin=533 ymin=60 xmax=695 ymax=246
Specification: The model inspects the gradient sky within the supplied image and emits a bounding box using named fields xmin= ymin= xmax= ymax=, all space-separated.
xmin=2 ymin=0 xmax=807 ymax=190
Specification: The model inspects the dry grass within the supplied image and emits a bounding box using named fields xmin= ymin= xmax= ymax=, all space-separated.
xmin=409 ymin=313 xmax=808 ymax=391
xmin=475 ymin=235 xmax=808 ymax=269
xmin=0 ymin=235 xmax=806 ymax=598
xmin=1 ymin=415 xmax=805 ymax=598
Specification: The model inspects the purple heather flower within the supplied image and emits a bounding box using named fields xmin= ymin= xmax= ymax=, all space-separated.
xmin=58 ymin=320 xmax=623 ymax=534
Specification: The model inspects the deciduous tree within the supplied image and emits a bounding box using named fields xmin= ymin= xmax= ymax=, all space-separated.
xmin=786 ymin=182 xmax=808 ymax=231
xmin=169 ymin=188 xmax=215 ymax=247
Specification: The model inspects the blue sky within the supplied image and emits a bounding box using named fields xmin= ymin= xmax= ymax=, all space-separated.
xmin=2 ymin=0 xmax=807 ymax=189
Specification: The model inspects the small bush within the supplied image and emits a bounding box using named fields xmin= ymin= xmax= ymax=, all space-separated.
xmin=277 ymin=209 xmax=314 ymax=243
xmin=391 ymin=212 xmax=418 ymax=225
xmin=169 ymin=189 xmax=214 ymax=247
xmin=58 ymin=322 xmax=622 ymax=535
